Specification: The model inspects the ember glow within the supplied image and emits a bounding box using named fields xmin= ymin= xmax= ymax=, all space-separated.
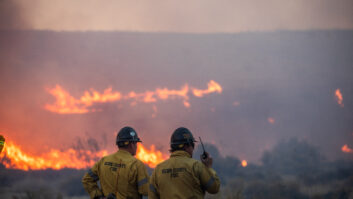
xmin=0 ymin=140 xmax=167 ymax=170
xmin=136 ymin=143 xmax=167 ymax=168
xmin=241 ymin=160 xmax=248 ymax=167
xmin=335 ymin=89 xmax=344 ymax=107
xmin=268 ymin=117 xmax=275 ymax=124
xmin=342 ymin=144 xmax=353 ymax=153
xmin=45 ymin=80 xmax=222 ymax=114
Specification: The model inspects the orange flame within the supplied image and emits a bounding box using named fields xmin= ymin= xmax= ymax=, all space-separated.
xmin=335 ymin=89 xmax=344 ymax=107
xmin=45 ymin=80 xmax=222 ymax=114
xmin=45 ymin=85 xmax=121 ymax=114
xmin=0 ymin=141 xmax=108 ymax=170
xmin=342 ymin=144 xmax=353 ymax=153
xmin=136 ymin=143 xmax=167 ymax=168
xmin=192 ymin=80 xmax=223 ymax=97
xmin=241 ymin=160 xmax=248 ymax=167
xmin=0 ymin=140 xmax=167 ymax=170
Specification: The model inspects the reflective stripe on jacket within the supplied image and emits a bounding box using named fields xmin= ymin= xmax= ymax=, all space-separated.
xmin=149 ymin=150 xmax=220 ymax=199
xmin=82 ymin=150 xmax=149 ymax=199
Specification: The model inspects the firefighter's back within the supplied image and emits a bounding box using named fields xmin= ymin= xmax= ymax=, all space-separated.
xmin=90 ymin=150 xmax=147 ymax=199
xmin=82 ymin=126 xmax=149 ymax=199
xmin=153 ymin=151 xmax=205 ymax=199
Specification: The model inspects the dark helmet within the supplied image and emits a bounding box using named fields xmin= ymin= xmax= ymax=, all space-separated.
xmin=116 ymin=126 xmax=141 ymax=147
xmin=170 ymin=127 xmax=197 ymax=150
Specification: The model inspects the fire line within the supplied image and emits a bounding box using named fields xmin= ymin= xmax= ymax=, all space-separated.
xmin=45 ymin=80 xmax=222 ymax=114
xmin=0 ymin=140 xmax=167 ymax=170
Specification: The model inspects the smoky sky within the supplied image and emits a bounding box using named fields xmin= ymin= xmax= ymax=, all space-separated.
xmin=0 ymin=30 xmax=352 ymax=162
xmin=1 ymin=0 xmax=353 ymax=32
xmin=0 ymin=0 xmax=30 ymax=30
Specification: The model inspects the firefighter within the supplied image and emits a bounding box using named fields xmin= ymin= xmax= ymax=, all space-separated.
xmin=82 ymin=126 xmax=149 ymax=199
xmin=149 ymin=127 xmax=220 ymax=198
xmin=0 ymin=135 xmax=5 ymax=153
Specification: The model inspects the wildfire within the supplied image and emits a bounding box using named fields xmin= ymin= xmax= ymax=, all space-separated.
xmin=45 ymin=80 xmax=222 ymax=114
xmin=342 ymin=144 xmax=353 ymax=153
xmin=136 ymin=143 xmax=167 ymax=168
xmin=0 ymin=140 xmax=167 ymax=170
xmin=0 ymin=141 xmax=108 ymax=170
xmin=335 ymin=89 xmax=344 ymax=107
xmin=241 ymin=160 xmax=248 ymax=167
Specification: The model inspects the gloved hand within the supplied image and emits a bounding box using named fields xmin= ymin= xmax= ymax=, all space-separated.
xmin=106 ymin=193 xmax=116 ymax=199
xmin=200 ymin=152 xmax=213 ymax=168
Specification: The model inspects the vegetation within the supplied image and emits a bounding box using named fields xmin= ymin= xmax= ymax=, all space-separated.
xmin=1 ymin=138 xmax=353 ymax=198
xmin=194 ymin=138 xmax=353 ymax=199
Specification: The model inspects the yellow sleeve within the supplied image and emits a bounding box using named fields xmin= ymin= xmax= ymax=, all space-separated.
xmin=135 ymin=160 xmax=149 ymax=196
xmin=82 ymin=161 xmax=104 ymax=199
xmin=148 ymin=168 xmax=160 ymax=199
xmin=195 ymin=162 xmax=220 ymax=194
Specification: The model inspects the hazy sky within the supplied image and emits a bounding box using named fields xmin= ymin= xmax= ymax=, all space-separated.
xmin=0 ymin=30 xmax=352 ymax=163
xmin=1 ymin=0 xmax=353 ymax=32
xmin=0 ymin=0 xmax=352 ymax=167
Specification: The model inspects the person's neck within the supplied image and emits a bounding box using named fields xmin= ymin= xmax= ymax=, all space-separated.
xmin=119 ymin=148 xmax=133 ymax=155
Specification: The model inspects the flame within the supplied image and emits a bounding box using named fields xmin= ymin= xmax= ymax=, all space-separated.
xmin=192 ymin=80 xmax=222 ymax=97
xmin=0 ymin=140 xmax=168 ymax=170
xmin=45 ymin=85 xmax=122 ymax=114
xmin=342 ymin=144 xmax=353 ymax=153
xmin=0 ymin=141 xmax=108 ymax=170
xmin=45 ymin=80 xmax=222 ymax=114
xmin=268 ymin=117 xmax=275 ymax=124
xmin=335 ymin=89 xmax=344 ymax=107
xmin=241 ymin=160 xmax=248 ymax=167
xmin=136 ymin=143 xmax=167 ymax=168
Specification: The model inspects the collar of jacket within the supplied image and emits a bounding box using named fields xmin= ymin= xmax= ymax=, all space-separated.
xmin=170 ymin=150 xmax=191 ymax=158
xmin=117 ymin=149 xmax=133 ymax=156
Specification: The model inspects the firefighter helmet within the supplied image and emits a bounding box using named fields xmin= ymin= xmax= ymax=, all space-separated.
xmin=116 ymin=126 xmax=141 ymax=147
xmin=170 ymin=127 xmax=196 ymax=150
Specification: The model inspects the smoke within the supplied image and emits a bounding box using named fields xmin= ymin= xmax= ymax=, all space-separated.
xmin=0 ymin=30 xmax=352 ymax=163
xmin=194 ymin=141 xmax=353 ymax=198
xmin=1 ymin=0 xmax=353 ymax=32
xmin=72 ymin=137 xmax=102 ymax=153
xmin=261 ymin=138 xmax=325 ymax=176
xmin=0 ymin=0 xmax=30 ymax=30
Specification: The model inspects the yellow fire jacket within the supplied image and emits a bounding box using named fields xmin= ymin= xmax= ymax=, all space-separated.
xmin=0 ymin=135 xmax=4 ymax=153
xmin=82 ymin=150 xmax=149 ymax=199
xmin=149 ymin=150 xmax=220 ymax=199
